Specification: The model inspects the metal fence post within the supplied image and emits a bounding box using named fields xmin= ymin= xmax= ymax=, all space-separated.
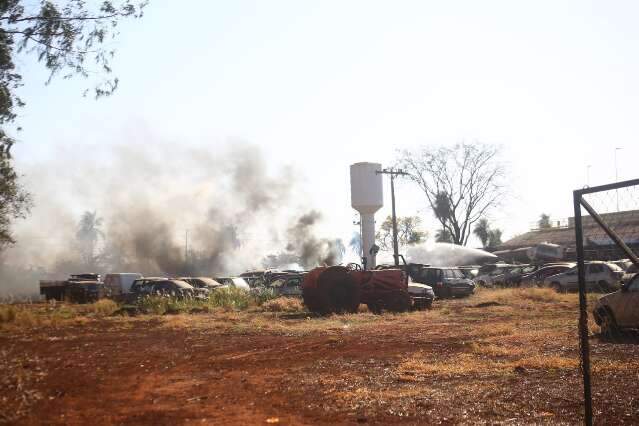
xmin=573 ymin=190 xmax=593 ymax=426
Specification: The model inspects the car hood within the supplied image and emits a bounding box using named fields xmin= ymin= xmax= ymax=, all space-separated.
xmin=408 ymin=283 xmax=434 ymax=294
xmin=596 ymin=290 xmax=622 ymax=308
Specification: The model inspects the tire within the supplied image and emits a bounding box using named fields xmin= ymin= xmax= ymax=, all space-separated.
xmin=599 ymin=309 xmax=619 ymax=339
xmin=367 ymin=302 xmax=382 ymax=315
xmin=386 ymin=291 xmax=411 ymax=313
xmin=551 ymin=282 xmax=562 ymax=293
xmin=598 ymin=280 xmax=611 ymax=293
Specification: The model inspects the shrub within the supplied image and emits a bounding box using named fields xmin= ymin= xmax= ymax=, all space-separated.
xmin=262 ymin=297 xmax=305 ymax=313
xmin=250 ymin=286 xmax=277 ymax=306
xmin=91 ymin=299 xmax=119 ymax=317
xmin=208 ymin=287 xmax=251 ymax=310
xmin=0 ymin=305 xmax=17 ymax=323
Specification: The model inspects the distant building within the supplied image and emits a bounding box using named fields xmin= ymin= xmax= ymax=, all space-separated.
xmin=494 ymin=210 xmax=639 ymax=262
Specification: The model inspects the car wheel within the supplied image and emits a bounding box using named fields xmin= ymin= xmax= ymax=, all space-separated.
xmin=599 ymin=309 xmax=619 ymax=339
xmin=597 ymin=280 xmax=611 ymax=293
xmin=551 ymin=282 xmax=562 ymax=293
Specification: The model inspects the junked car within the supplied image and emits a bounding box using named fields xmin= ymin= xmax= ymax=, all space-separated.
xmin=269 ymin=274 xmax=305 ymax=297
xmin=412 ymin=267 xmax=475 ymax=298
xmin=543 ymin=261 xmax=624 ymax=293
xmin=519 ymin=264 xmax=574 ymax=287
xmin=622 ymin=263 xmax=638 ymax=284
xmin=593 ymin=272 xmax=639 ymax=336
xmin=180 ymin=277 xmax=226 ymax=291
xmin=407 ymin=279 xmax=435 ymax=309
xmin=129 ymin=278 xmax=199 ymax=300
xmin=213 ymin=277 xmax=251 ymax=291
xmin=474 ymin=264 xmax=517 ymax=288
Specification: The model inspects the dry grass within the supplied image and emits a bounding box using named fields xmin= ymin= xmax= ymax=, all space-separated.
xmin=90 ymin=299 xmax=118 ymax=317
xmin=397 ymin=350 xmax=580 ymax=380
xmin=469 ymin=341 xmax=524 ymax=357
xmin=261 ymin=297 xmax=305 ymax=313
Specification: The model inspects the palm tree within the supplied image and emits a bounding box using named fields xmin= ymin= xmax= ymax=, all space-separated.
xmin=473 ymin=218 xmax=490 ymax=248
xmin=76 ymin=211 xmax=104 ymax=268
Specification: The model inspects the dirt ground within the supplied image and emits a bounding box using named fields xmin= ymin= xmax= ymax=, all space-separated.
xmin=2 ymin=288 xmax=639 ymax=425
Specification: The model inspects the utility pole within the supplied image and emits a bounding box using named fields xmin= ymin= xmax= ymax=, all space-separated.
xmin=615 ymin=147 xmax=622 ymax=211
xmin=377 ymin=168 xmax=408 ymax=266
xmin=184 ymin=230 xmax=189 ymax=265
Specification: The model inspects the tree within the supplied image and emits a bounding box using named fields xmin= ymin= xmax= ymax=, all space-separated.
xmin=0 ymin=153 xmax=30 ymax=247
xmin=397 ymin=142 xmax=506 ymax=246
xmin=538 ymin=213 xmax=551 ymax=229
xmin=0 ymin=0 xmax=147 ymax=250
xmin=435 ymin=228 xmax=453 ymax=243
xmin=487 ymin=228 xmax=502 ymax=248
xmin=76 ymin=211 xmax=104 ymax=269
xmin=375 ymin=215 xmax=427 ymax=252
xmin=349 ymin=231 xmax=361 ymax=256
xmin=473 ymin=218 xmax=490 ymax=248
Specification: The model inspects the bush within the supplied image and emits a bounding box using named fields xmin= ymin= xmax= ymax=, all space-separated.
xmin=250 ymin=286 xmax=277 ymax=306
xmin=0 ymin=305 xmax=17 ymax=323
xmin=90 ymin=299 xmax=119 ymax=316
xmin=208 ymin=287 xmax=251 ymax=310
xmin=262 ymin=297 xmax=305 ymax=313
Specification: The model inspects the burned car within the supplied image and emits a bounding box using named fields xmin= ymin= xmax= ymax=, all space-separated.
xmin=65 ymin=274 xmax=105 ymax=304
xmin=593 ymin=271 xmax=639 ymax=336
xmin=213 ymin=277 xmax=251 ymax=291
xmin=270 ymin=274 xmax=305 ymax=297
xmin=180 ymin=277 xmax=226 ymax=291
xmin=40 ymin=273 xmax=104 ymax=303
xmin=129 ymin=278 xmax=199 ymax=300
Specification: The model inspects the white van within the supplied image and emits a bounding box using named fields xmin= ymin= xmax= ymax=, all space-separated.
xmin=104 ymin=273 xmax=143 ymax=296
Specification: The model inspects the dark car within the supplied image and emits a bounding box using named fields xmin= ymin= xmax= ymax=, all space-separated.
xmin=412 ymin=267 xmax=475 ymax=298
xmin=65 ymin=274 xmax=104 ymax=303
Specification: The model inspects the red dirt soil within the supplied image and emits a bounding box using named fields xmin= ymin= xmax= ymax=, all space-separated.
xmin=2 ymin=297 xmax=639 ymax=425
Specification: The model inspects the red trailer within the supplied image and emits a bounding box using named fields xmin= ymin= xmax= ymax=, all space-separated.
xmin=302 ymin=265 xmax=410 ymax=314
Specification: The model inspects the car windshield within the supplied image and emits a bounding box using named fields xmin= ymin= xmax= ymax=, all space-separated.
xmin=447 ymin=269 xmax=465 ymax=278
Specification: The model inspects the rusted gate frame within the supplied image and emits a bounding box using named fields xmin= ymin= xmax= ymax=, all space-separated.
xmin=573 ymin=177 xmax=639 ymax=426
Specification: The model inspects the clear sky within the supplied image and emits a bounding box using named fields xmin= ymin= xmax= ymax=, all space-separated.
xmin=10 ymin=0 xmax=639 ymax=254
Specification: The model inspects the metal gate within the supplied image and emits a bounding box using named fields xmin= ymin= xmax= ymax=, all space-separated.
xmin=573 ymin=178 xmax=639 ymax=425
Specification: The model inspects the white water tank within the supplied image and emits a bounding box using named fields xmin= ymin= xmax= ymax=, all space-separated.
xmin=350 ymin=162 xmax=383 ymax=269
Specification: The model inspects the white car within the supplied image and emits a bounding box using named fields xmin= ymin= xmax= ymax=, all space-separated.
xmin=543 ymin=261 xmax=624 ymax=293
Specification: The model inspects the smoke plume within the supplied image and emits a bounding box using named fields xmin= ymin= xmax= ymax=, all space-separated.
xmin=0 ymin=139 xmax=340 ymax=297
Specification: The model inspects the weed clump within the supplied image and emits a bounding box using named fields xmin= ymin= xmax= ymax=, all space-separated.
xmin=90 ymin=299 xmax=118 ymax=317
xmin=262 ymin=297 xmax=305 ymax=313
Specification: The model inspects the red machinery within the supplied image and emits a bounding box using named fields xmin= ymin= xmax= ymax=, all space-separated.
xmin=302 ymin=264 xmax=410 ymax=314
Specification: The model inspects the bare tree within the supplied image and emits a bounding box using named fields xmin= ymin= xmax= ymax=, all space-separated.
xmin=397 ymin=142 xmax=506 ymax=246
